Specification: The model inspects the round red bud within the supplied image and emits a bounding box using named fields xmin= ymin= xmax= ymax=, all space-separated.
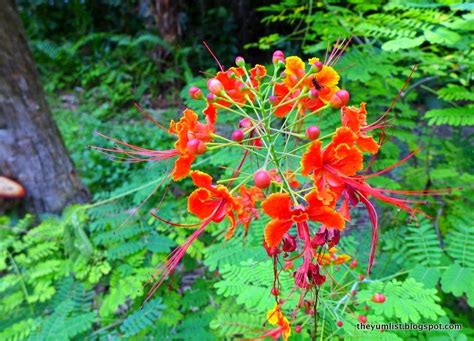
xmin=330 ymin=90 xmax=350 ymax=108
xmin=336 ymin=321 xmax=343 ymax=328
xmin=358 ymin=274 xmax=365 ymax=281
xmin=207 ymin=78 xmax=224 ymax=95
xmin=186 ymin=139 xmax=206 ymax=155
xmin=231 ymin=129 xmax=244 ymax=142
xmin=351 ymin=290 xmax=357 ymax=296
xmin=313 ymin=61 xmax=323 ymax=72
xmin=272 ymin=50 xmax=285 ymax=64
xmin=271 ymin=287 xmax=279 ymax=296
xmin=372 ymin=293 xmax=386 ymax=303
xmin=295 ymin=325 xmax=302 ymax=333
xmin=283 ymin=260 xmax=294 ymax=270
xmin=269 ymin=95 xmax=277 ymax=104
xmin=235 ymin=56 xmax=245 ymax=67
xmin=358 ymin=315 xmax=367 ymax=324
xmin=254 ymin=169 xmax=272 ymax=189
xmin=188 ymin=86 xmax=203 ymax=100
xmin=306 ymin=126 xmax=321 ymax=140
xmin=349 ymin=259 xmax=358 ymax=269
xmin=206 ymin=93 xmax=216 ymax=102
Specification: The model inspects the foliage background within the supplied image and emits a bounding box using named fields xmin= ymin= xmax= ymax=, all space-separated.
xmin=1 ymin=0 xmax=473 ymax=340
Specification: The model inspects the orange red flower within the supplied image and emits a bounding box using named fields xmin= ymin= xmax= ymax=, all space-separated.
xmin=187 ymin=171 xmax=242 ymax=239
xmin=262 ymin=190 xmax=344 ymax=248
xmin=235 ymin=185 xmax=264 ymax=235
xmin=169 ymin=109 xmax=215 ymax=181
xmin=341 ymin=102 xmax=379 ymax=154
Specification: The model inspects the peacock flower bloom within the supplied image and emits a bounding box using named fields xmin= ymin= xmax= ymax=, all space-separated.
xmin=249 ymin=64 xmax=267 ymax=90
xmin=312 ymin=65 xmax=340 ymax=102
xmin=264 ymin=304 xmax=291 ymax=341
xmin=283 ymin=56 xmax=307 ymax=88
xmin=235 ymin=185 xmax=264 ymax=235
xmin=262 ymin=190 xmax=344 ymax=249
xmin=301 ymin=127 xmax=363 ymax=198
xmin=271 ymin=83 xmax=295 ymax=118
xmin=341 ymin=102 xmax=379 ymax=154
xmin=188 ymin=171 xmax=242 ymax=239
xmin=169 ymin=109 xmax=215 ymax=181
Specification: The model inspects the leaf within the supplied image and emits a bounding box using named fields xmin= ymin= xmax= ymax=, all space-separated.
xmin=425 ymin=106 xmax=474 ymax=126
xmin=120 ymin=297 xmax=165 ymax=337
xmin=358 ymin=278 xmax=445 ymax=323
xmin=424 ymin=28 xmax=461 ymax=46
xmin=381 ymin=37 xmax=425 ymax=51
xmin=409 ymin=264 xmax=441 ymax=288
xmin=440 ymin=262 xmax=474 ymax=306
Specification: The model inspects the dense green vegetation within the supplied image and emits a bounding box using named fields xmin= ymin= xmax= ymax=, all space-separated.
xmin=1 ymin=1 xmax=473 ymax=340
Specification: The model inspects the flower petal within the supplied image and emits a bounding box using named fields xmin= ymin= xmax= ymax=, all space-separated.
xmin=187 ymin=188 xmax=218 ymax=219
xmin=190 ymin=170 xmax=213 ymax=188
xmin=301 ymin=140 xmax=322 ymax=176
xmin=262 ymin=193 xmax=293 ymax=219
xmin=264 ymin=218 xmax=294 ymax=248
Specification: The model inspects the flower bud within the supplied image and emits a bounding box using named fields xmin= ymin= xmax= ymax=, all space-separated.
xmin=254 ymin=169 xmax=272 ymax=189
xmin=235 ymin=56 xmax=245 ymax=67
xmin=231 ymin=129 xmax=244 ymax=142
xmin=253 ymin=138 xmax=263 ymax=148
xmin=206 ymin=93 xmax=216 ymax=102
xmin=239 ymin=118 xmax=252 ymax=129
xmin=349 ymin=259 xmax=358 ymax=269
xmin=188 ymin=86 xmax=203 ymax=100
xmin=313 ymin=61 xmax=323 ymax=72
xmin=306 ymin=126 xmax=321 ymax=140
xmin=358 ymin=315 xmax=367 ymax=324
xmin=280 ymin=72 xmax=287 ymax=78
xmin=272 ymin=50 xmax=285 ymax=64
xmin=295 ymin=325 xmax=302 ymax=333
xmin=336 ymin=321 xmax=343 ymax=328
xmin=186 ymin=139 xmax=206 ymax=155
xmin=358 ymin=274 xmax=365 ymax=281
xmin=207 ymin=78 xmax=224 ymax=95
xmin=372 ymin=293 xmax=386 ymax=303
xmin=269 ymin=95 xmax=277 ymax=104
xmin=282 ymin=234 xmax=297 ymax=252
xmin=271 ymin=287 xmax=279 ymax=296
xmin=330 ymin=89 xmax=350 ymax=108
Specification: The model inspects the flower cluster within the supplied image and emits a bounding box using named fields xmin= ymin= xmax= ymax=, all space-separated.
xmin=96 ymin=46 xmax=449 ymax=339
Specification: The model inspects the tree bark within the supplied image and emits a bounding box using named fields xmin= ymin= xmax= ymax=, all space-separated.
xmin=0 ymin=0 xmax=89 ymax=215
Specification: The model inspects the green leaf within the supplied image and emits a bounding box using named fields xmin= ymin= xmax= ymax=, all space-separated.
xmin=440 ymin=262 xmax=474 ymax=305
xmin=424 ymin=27 xmax=461 ymax=46
xmin=120 ymin=297 xmax=165 ymax=337
xmin=381 ymin=37 xmax=425 ymax=51
xmin=409 ymin=264 xmax=441 ymax=288
xmin=358 ymin=278 xmax=445 ymax=323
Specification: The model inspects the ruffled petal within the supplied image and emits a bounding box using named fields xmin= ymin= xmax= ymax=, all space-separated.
xmin=357 ymin=135 xmax=380 ymax=154
xmin=308 ymin=206 xmax=345 ymax=230
xmin=264 ymin=218 xmax=294 ymax=248
xmin=187 ymin=188 xmax=218 ymax=219
xmin=172 ymin=154 xmax=195 ymax=181
xmin=301 ymin=140 xmax=323 ymax=176
xmin=262 ymin=193 xmax=293 ymax=219
xmin=190 ymin=170 xmax=213 ymax=188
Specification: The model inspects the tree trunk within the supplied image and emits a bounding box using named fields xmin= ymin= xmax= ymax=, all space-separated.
xmin=0 ymin=0 xmax=89 ymax=215
xmin=152 ymin=0 xmax=180 ymax=44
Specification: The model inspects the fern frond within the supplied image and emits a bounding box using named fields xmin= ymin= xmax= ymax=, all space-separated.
xmin=425 ymin=105 xmax=474 ymax=126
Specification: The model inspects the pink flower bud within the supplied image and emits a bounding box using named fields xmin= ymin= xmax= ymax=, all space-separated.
xmin=358 ymin=315 xmax=367 ymax=324
xmin=206 ymin=93 xmax=216 ymax=101
xmin=313 ymin=61 xmax=323 ymax=72
xmin=336 ymin=321 xmax=343 ymax=327
xmin=254 ymin=169 xmax=271 ymax=189
xmin=186 ymin=139 xmax=206 ymax=155
xmin=269 ymin=95 xmax=277 ymax=104
xmin=295 ymin=325 xmax=302 ymax=333
xmin=231 ymin=129 xmax=244 ymax=142
xmin=207 ymin=78 xmax=224 ymax=95
xmin=330 ymin=90 xmax=350 ymax=108
xmin=188 ymin=86 xmax=203 ymax=100
xmin=239 ymin=118 xmax=252 ymax=129
xmin=272 ymin=50 xmax=285 ymax=64
xmin=349 ymin=259 xmax=358 ymax=269
xmin=306 ymin=126 xmax=321 ymax=140
xmin=235 ymin=56 xmax=245 ymax=67
xmin=271 ymin=287 xmax=279 ymax=296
